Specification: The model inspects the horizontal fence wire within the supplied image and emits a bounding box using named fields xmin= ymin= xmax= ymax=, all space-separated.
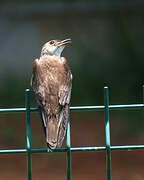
xmin=0 ymin=86 xmax=144 ymax=180
xmin=1 ymin=104 xmax=144 ymax=113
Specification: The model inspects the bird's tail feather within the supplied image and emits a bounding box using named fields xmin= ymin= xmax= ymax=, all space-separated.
xmin=39 ymin=105 xmax=69 ymax=149
xmin=46 ymin=115 xmax=58 ymax=149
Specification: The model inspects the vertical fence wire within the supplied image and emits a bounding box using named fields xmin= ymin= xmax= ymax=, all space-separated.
xmin=66 ymin=118 xmax=71 ymax=180
xmin=104 ymin=87 xmax=111 ymax=180
xmin=25 ymin=89 xmax=32 ymax=180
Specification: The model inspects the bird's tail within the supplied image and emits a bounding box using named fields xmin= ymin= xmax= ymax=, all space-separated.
xmin=39 ymin=108 xmax=57 ymax=149
xmin=39 ymin=106 xmax=69 ymax=149
xmin=46 ymin=114 xmax=59 ymax=149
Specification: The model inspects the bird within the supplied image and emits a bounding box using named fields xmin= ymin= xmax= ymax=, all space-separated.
xmin=31 ymin=38 xmax=72 ymax=149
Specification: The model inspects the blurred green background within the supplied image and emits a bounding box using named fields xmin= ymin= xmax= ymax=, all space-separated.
xmin=0 ymin=0 xmax=144 ymax=180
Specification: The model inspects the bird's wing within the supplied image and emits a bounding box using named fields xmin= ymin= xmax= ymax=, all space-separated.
xmin=57 ymin=59 xmax=72 ymax=147
xmin=31 ymin=59 xmax=47 ymax=135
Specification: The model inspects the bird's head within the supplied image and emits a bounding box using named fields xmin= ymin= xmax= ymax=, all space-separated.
xmin=41 ymin=38 xmax=72 ymax=57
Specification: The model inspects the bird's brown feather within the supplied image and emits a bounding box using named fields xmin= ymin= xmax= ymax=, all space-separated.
xmin=31 ymin=55 xmax=72 ymax=149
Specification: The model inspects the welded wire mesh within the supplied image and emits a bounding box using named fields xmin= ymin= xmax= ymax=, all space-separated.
xmin=0 ymin=86 xmax=144 ymax=180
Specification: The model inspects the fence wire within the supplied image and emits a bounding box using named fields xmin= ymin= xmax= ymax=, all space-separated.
xmin=0 ymin=86 xmax=144 ymax=180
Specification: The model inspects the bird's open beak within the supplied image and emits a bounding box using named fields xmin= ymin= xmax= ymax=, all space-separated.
xmin=58 ymin=38 xmax=72 ymax=47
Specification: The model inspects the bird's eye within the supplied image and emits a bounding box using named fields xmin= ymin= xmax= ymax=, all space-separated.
xmin=49 ymin=40 xmax=54 ymax=45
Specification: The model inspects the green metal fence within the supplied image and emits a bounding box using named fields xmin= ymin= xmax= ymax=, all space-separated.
xmin=0 ymin=86 xmax=144 ymax=180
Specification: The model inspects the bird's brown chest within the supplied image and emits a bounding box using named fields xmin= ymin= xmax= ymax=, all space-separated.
xmin=40 ymin=58 xmax=66 ymax=83
xmin=38 ymin=57 xmax=68 ymax=97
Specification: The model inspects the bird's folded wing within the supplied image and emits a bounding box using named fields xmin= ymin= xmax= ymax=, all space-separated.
xmin=57 ymin=66 xmax=72 ymax=147
xmin=31 ymin=59 xmax=47 ymax=130
xmin=58 ymin=70 xmax=72 ymax=106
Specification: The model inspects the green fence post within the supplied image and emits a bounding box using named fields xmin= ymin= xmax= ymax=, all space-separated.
xmin=104 ymin=87 xmax=111 ymax=180
xmin=66 ymin=118 xmax=71 ymax=180
xmin=25 ymin=89 xmax=32 ymax=180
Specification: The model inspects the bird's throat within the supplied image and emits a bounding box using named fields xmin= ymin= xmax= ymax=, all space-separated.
xmin=54 ymin=46 xmax=65 ymax=57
